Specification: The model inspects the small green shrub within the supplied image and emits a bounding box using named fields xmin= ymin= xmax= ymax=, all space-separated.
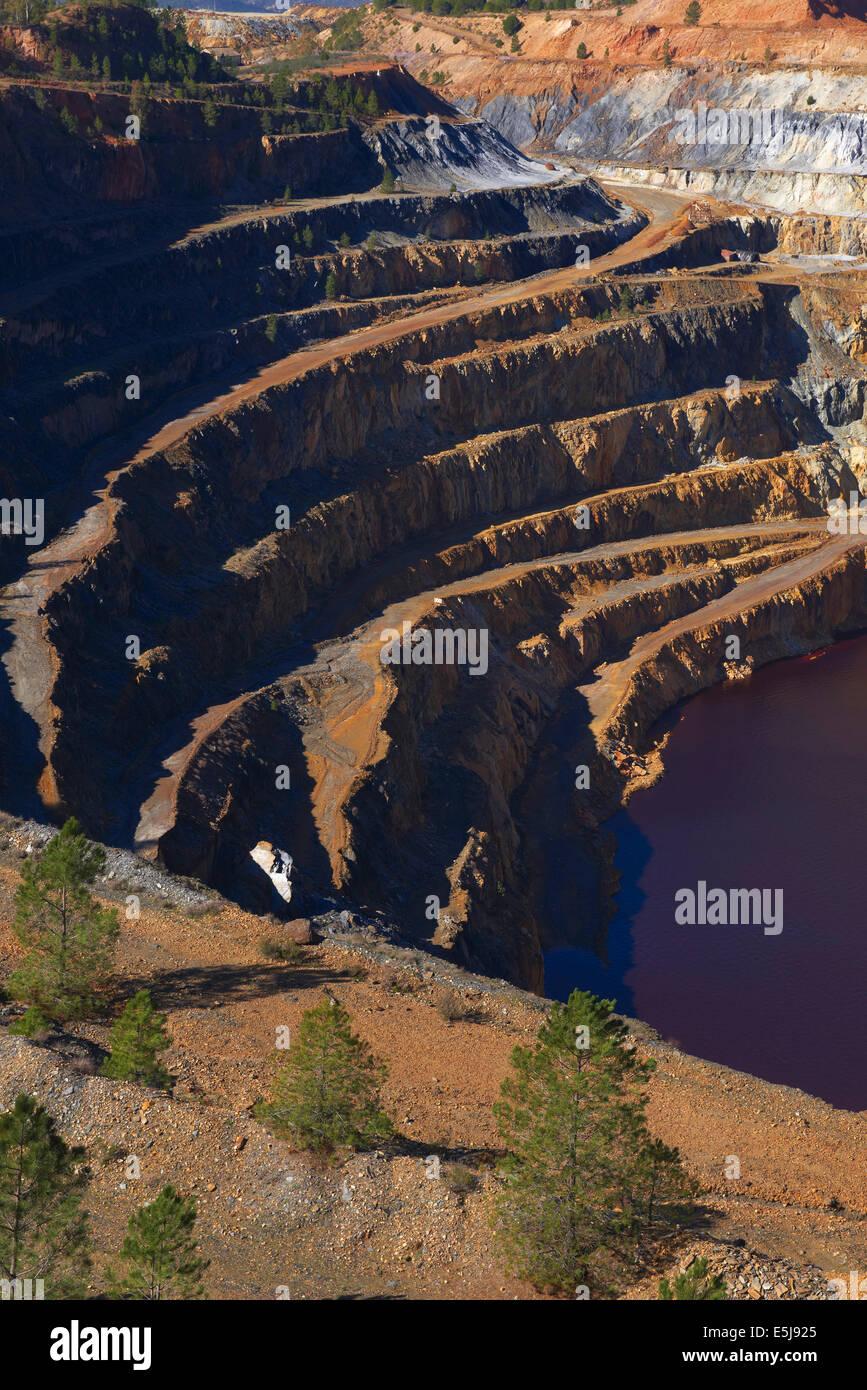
xmin=259 ymin=937 xmax=304 ymax=964
xmin=443 ymin=1162 xmax=478 ymax=1196
xmin=659 ymin=1257 xmax=727 ymax=1300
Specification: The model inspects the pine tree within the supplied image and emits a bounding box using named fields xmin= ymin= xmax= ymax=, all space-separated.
xmin=324 ymin=269 xmax=338 ymax=300
xmin=108 ymin=1185 xmax=208 ymax=1300
xmin=259 ymin=997 xmax=393 ymax=1153
xmin=684 ymin=1 xmax=701 ymax=24
xmin=492 ymin=991 xmax=695 ymax=1296
xmin=660 ymin=1256 xmax=727 ymax=1300
xmin=365 ymin=89 xmax=379 ymax=118
xmin=0 ymin=1094 xmax=90 ymax=1297
xmin=10 ymin=819 xmax=119 ymax=1022
xmin=102 ymin=990 xmax=172 ymax=1089
xmin=380 ymin=166 xmax=395 ymax=193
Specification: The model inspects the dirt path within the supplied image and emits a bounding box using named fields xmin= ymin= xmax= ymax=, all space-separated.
xmin=391 ymin=9 xmax=503 ymax=57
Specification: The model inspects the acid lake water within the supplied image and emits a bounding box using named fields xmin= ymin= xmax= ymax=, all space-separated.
xmin=545 ymin=634 xmax=867 ymax=1111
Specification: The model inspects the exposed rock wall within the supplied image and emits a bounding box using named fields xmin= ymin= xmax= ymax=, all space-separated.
xmin=448 ymin=60 xmax=867 ymax=215
xmin=592 ymin=160 xmax=867 ymax=220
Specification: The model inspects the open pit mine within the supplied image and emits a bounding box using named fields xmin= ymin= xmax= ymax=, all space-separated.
xmin=0 ymin=0 xmax=864 ymax=1319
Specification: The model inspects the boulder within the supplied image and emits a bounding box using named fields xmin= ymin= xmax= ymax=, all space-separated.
xmin=285 ymin=918 xmax=315 ymax=945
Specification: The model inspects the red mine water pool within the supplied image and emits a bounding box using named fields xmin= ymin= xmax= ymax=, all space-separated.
xmin=545 ymin=633 xmax=867 ymax=1111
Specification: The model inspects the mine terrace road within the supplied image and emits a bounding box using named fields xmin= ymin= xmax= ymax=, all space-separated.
xmin=0 ymin=179 xmax=817 ymax=817
xmin=582 ymin=529 xmax=867 ymax=741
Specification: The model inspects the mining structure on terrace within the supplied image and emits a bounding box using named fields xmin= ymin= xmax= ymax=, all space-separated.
xmin=1 ymin=3 xmax=867 ymax=993
xmin=241 ymin=0 xmax=867 ymax=217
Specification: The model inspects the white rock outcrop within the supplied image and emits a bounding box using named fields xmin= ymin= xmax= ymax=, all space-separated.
xmin=250 ymin=840 xmax=293 ymax=904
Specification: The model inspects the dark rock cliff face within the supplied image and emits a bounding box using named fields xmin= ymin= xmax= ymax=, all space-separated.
xmin=0 ymin=194 xmax=628 ymax=391
xmin=807 ymin=0 xmax=867 ymax=20
xmin=606 ymin=551 xmax=867 ymax=756
xmin=147 ymin=388 xmax=810 ymax=854
xmin=0 ymin=87 xmax=379 ymax=217
xmin=338 ymin=528 xmax=867 ymax=983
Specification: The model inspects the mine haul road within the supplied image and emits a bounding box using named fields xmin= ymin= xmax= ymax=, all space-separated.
xmin=2 ymin=180 xmax=854 ymax=840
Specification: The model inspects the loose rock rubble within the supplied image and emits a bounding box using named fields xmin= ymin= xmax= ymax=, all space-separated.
xmin=651 ymin=1244 xmax=837 ymax=1302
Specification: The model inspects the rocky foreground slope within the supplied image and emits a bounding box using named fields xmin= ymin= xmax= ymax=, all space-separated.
xmin=0 ymin=822 xmax=862 ymax=1298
